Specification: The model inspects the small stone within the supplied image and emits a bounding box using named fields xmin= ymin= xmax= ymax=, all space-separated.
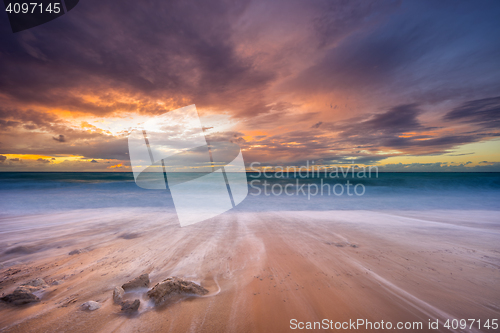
xmin=22 ymin=278 xmax=46 ymax=287
xmin=121 ymin=299 xmax=140 ymax=312
xmin=69 ymin=249 xmax=82 ymax=255
xmin=113 ymin=286 xmax=124 ymax=304
xmin=122 ymin=273 xmax=149 ymax=290
xmin=81 ymin=301 xmax=101 ymax=311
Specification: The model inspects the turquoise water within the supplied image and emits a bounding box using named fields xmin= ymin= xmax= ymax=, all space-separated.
xmin=0 ymin=172 xmax=499 ymax=216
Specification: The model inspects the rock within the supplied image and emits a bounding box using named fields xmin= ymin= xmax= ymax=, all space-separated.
xmin=22 ymin=278 xmax=46 ymax=287
xmin=14 ymin=285 xmax=39 ymax=293
xmin=147 ymin=277 xmax=208 ymax=304
xmin=17 ymin=278 xmax=47 ymax=293
xmin=122 ymin=273 xmax=149 ymax=290
xmin=121 ymin=299 xmax=140 ymax=312
xmin=51 ymin=280 xmax=63 ymax=286
xmin=81 ymin=301 xmax=101 ymax=311
xmin=69 ymin=249 xmax=82 ymax=255
xmin=0 ymin=289 xmax=40 ymax=305
xmin=113 ymin=286 xmax=124 ymax=304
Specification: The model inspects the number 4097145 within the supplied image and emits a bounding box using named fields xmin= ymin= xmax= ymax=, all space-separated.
xmin=443 ymin=319 xmax=498 ymax=330
xmin=5 ymin=3 xmax=61 ymax=14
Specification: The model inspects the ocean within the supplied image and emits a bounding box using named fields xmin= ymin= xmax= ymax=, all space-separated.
xmin=1 ymin=172 xmax=499 ymax=217
xmin=0 ymin=172 xmax=499 ymax=331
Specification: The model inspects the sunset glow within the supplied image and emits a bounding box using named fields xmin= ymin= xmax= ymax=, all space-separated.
xmin=1 ymin=1 xmax=499 ymax=172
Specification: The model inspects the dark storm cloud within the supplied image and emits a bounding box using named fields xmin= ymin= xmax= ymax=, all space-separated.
xmin=354 ymin=104 xmax=423 ymax=135
xmin=0 ymin=155 xmax=6 ymax=162
xmin=1 ymin=0 xmax=499 ymax=169
xmin=325 ymin=103 xmax=490 ymax=155
xmin=0 ymin=108 xmax=60 ymax=131
xmin=324 ymin=104 xmax=430 ymax=149
xmin=52 ymin=134 xmax=66 ymax=142
xmin=0 ymin=120 xmax=20 ymax=130
xmin=1 ymin=0 xmax=499 ymax=118
xmin=1 ymin=0 xmax=499 ymax=116
xmin=0 ymin=0 xmax=274 ymax=116
xmin=288 ymin=1 xmax=500 ymax=104
xmin=444 ymin=96 xmax=500 ymax=129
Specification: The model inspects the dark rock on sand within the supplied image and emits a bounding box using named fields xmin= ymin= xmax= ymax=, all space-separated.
xmin=122 ymin=273 xmax=149 ymax=290
xmin=1 ymin=288 xmax=40 ymax=305
xmin=147 ymin=277 xmax=208 ymax=304
xmin=121 ymin=299 xmax=140 ymax=312
xmin=113 ymin=286 xmax=124 ymax=304
xmin=69 ymin=249 xmax=82 ymax=255
xmin=1 ymin=278 xmax=48 ymax=305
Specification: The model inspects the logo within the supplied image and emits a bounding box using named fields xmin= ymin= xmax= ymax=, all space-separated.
xmin=127 ymin=105 xmax=248 ymax=227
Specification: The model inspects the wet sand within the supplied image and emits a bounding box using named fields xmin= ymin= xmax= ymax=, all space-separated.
xmin=0 ymin=208 xmax=499 ymax=332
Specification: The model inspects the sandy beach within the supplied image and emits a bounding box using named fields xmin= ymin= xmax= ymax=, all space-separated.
xmin=0 ymin=208 xmax=499 ymax=332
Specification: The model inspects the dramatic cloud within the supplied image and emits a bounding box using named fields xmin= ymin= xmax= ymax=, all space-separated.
xmin=444 ymin=96 xmax=500 ymax=129
xmin=345 ymin=104 xmax=424 ymax=136
xmin=0 ymin=0 xmax=275 ymax=117
xmin=0 ymin=0 xmax=499 ymax=171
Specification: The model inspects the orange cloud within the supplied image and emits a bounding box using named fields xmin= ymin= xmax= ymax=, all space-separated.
xmin=108 ymin=163 xmax=123 ymax=168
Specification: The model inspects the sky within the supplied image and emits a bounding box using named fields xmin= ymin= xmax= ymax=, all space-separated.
xmin=0 ymin=0 xmax=499 ymax=172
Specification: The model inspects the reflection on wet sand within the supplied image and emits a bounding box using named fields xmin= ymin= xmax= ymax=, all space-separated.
xmin=0 ymin=208 xmax=499 ymax=332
